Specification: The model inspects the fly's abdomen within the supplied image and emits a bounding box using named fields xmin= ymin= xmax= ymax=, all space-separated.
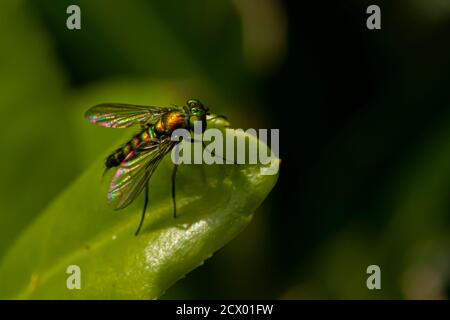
xmin=105 ymin=147 xmax=128 ymax=168
xmin=105 ymin=127 xmax=156 ymax=168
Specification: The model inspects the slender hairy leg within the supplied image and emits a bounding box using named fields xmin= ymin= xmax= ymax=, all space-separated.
xmin=172 ymin=164 xmax=179 ymax=218
xmin=135 ymin=180 xmax=149 ymax=236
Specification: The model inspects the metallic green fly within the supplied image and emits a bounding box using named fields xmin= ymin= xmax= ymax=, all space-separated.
xmin=85 ymin=99 xmax=229 ymax=235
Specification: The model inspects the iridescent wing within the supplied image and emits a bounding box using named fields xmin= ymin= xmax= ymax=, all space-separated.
xmin=108 ymin=137 xmax=176 ymax=210
xmin=85 ymin=103 xmax=179 ymax=128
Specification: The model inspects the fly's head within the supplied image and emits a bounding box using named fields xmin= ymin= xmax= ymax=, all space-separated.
xmin=186 ymin=99 xmax=208 ymax=132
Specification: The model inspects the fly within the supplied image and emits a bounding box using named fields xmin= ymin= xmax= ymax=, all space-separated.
xmin=85 ymin=99 xmax=228 ymax=235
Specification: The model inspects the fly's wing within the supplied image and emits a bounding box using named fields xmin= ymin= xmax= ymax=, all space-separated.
xmin=108 ymin=137 xmax=176 ymax=210
xmin=85 ymin=103 xmax=179 ymax=128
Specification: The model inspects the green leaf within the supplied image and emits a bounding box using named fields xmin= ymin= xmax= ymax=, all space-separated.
xmin=0 ymin=130 xmax=279 ymax=299
xmin=0 ymin=0 xmax=76 ymax=258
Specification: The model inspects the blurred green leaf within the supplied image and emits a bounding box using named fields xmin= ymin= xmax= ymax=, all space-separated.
xmin=32 ymin=0 xmax=245 ymax=91
xmin=0 ymin=1 xmax=76 ymax=258
xmin=0 ymin=130 xmax=279 ymax=299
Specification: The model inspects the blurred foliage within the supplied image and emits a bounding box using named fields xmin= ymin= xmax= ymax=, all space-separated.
xmin=0 ymin=0 xmax=75 ymax=259
xmin=0 ymin=0 xmax=449 ymax=299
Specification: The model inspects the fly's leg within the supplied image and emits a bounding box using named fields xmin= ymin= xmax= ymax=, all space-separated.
xmin=172 ymin=164 xmax=178 ymax=218
xmin=135 ymin=180 xmax=149 ymax=236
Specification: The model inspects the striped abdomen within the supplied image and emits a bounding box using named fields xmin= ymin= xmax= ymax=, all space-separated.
xmin=106 ymin=127 xmax=157 ymax=168
xmin=105 ymin=111 xmax=188 ymax=168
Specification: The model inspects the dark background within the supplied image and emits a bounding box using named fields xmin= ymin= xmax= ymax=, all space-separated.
xmin=0 ymin=0 xmax=449 ymax=299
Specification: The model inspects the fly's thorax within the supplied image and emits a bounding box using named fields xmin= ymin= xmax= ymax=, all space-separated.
xmin=155 ymin=111 xmax=188 ymax=136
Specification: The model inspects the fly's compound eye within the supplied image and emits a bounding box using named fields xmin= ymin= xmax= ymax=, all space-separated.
xmin=187 ymin=99 xmax=198 ymax=107
xmin=187 ymin=99 xmax=204 ymax=109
